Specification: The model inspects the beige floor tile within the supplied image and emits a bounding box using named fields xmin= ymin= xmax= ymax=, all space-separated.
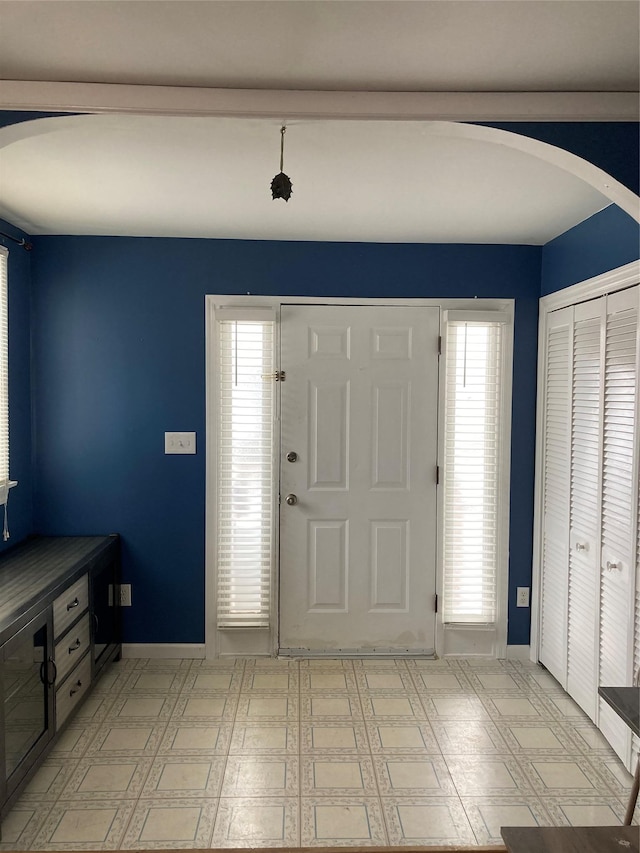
xmin=412 ymin=670 xmax=469 ymax=692
xmin=423 ymin=695 xmax=490 ymax=720
xmin=182 ymin=669 xmax=243 ymax=693
xmin=123 ymin=670 xmax=186 ymax=693
xmin=0 ymin=804 xmax=51 ymax=847
xmin=230 ymin=723 xmax=298 ymax=754
xmin=358 ymin=671 xmax=413 ymax=691
xmin=302 ymin=797 xmax=387 ymax=845
xmin=374 ymin=756 xmax=456 ymax=796
xmin=172 ymin=694 xmax=237 ymax=721
xmin=302 ymin=756 xmax=377 ymax=796
xmin=542 ymin=796 xmax=627 ymax=826
xmin=462 ymin=796 xmax=552 ymax=844
xmin=122 ymin=798 xmax=218 ymax=848
xmin=522 ymin=756 xmax=610 ymax=795
xmin=213 ymin=797 xmax=299 ymax=847
xmin=222 ymin=756 xmax=298 ymax=796
xmin=383 ymin=797 xmax=476 ymax=845
xmin=242 ymin=670 xmax=298 ymax=692
xmin=301 ymin=670 xmax=357 ymax=691
xmin=20 ymin=759 xmax=77 ymax=800
xmin=362 ymin=694 xmax=426 ymax=720
xmin=483 ymin=695 xmax=547 ymax=720
xmin=159 ymin=722 xmax=232 ymax=755
xmin=302 ymin=695 xmax=362 ymax=720
xmin=367 ymin=721 xmax=440 ymax=754
xmin=33 ymin=801 xmax=134 ymax=846
xmin=432 ymin=719 xmax=508 ymax=755
xmin=141 ymin=755 xmax=225 ymax=798
xmin=108 ymin=695 xmax=176 ymax=721
xmin=235 ymin=694 xmax=298 ymax=721
xmin=87 ymin=722 xmax=165 ymax=756
xmin=502 ymin=723 xmax=578 ymax=755
xmin=301 ymin=722 xmax=370 ymax=754
xmin=60 ymin=756 xmax=152 ymax=800
xmin=49 ymin=723 xmax=98 ymax=759
xmin=446 ymin=755 xmax=533 ymax=796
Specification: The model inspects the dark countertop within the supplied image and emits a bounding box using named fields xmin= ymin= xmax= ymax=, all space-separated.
xmin=599 ymin=686 xmax=640 ymax=737
xmin=501 ymin=825 xmax=639 ymax=853
xmin=0 ymin=536 xmax=116 ymax=644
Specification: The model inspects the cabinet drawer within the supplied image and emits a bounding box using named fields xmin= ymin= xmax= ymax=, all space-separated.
xmin=54 ymin=613 xmax=91 ymax=685
xmin=55 ymin=653 xmax=91 ymax=730
xmin=53 ymin=574 xmax=88 ymax=639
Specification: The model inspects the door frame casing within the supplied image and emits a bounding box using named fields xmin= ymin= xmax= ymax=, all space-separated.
xmin=205 ymin=294 xmax=514 ymax=659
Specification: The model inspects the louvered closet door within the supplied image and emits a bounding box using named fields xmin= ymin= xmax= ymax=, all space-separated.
xmin=539 ymin=306 xmax=573 ymax=686
xmin=567 ymin=298 xmax=605 ymax=720
xmin=598 ymin=285 xmax=639 ymax=764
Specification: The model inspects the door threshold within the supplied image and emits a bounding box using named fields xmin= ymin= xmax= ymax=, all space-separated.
xmin=278 ymin=647 xmax=436 ymax=659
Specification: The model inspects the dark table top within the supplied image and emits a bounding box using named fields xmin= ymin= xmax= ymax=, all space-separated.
xmin=501 ymin=825 xmax=639 ymax=853
xmin=598 ymin=686 xmax=640 ymax=737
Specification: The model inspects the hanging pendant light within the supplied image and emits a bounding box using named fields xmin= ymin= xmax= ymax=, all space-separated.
xmin=271 ymin=126 xmax=293 ymax=201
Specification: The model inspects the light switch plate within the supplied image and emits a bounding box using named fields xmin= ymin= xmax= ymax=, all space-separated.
xmin=165 ymin=432 xmax=196 ymax=454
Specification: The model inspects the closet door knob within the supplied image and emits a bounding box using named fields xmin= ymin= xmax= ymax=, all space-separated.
xmin=575 ymin=542 xmax=586 ymax=551
xmin=606 ymin=561 xmax=620 ymax=572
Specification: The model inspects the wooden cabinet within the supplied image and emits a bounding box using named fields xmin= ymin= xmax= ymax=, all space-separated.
xmin=0 ymin=536 xmax=120 ymax=819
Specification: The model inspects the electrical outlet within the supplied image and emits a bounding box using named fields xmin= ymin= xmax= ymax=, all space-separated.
xmin=516 ymin=586 xmax=530 ymax=608
xmin=119 ymin=583 xmax=132 ymax=607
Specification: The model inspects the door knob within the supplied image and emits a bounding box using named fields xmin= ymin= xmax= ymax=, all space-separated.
xmin=285 ymin=494 xmax=298 ymax=505
xmin=286 ymin=451 xmax=298 ymax=463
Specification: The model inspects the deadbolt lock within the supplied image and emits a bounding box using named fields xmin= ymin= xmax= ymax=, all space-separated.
xmin=286 ymin=451 xmax=298 ymax=463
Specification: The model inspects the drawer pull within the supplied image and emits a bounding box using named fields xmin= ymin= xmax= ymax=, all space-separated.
xmin=66 ymin=597 xmax=80 ymax=611
xmin=69 ymin=679 xmax=83 ymax=697
xmin=68 ymin=638 xmax=81 ymax=654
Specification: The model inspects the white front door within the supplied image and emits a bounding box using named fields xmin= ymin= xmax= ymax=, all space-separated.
xmin=279 ymin=304 xmax=440 ymax=654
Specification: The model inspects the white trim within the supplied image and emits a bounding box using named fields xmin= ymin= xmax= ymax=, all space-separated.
xmin=436 ymin=306 xmax=514 ymax=659
xmin=122 ymin=643 xmax=206 ymax=659
xmin=507 ymin=644 xmax=532 ymax=661
xmin=531 ymin=262 xmax=640 ymax=667
xmin=541 ymin=261 xmax=640 ymax=313
xmin=2 ymin=82 xmax=637 ymax=122
xmin=205 ymin=294 xmax=514 ymax=659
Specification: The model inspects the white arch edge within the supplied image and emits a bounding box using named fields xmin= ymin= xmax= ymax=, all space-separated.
xmin=1 ymin=110 xmax=638 ymax=225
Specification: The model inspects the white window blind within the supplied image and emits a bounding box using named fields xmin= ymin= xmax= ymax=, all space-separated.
xmin=0 ymin=248 xmax=8 ymax=488
xmin=215 ymin=311 xmax=275 ymax=628
xmin=443 ymin=314 xmax=506 ymax=624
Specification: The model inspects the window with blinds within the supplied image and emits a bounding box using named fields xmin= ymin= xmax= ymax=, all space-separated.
xmin=215 ymin=312 xmax=275 ymax=628
xmin=443 ymin=314 xmax=506 ymax=624
xmin=0 ymin=248 xmax=8 ymax=490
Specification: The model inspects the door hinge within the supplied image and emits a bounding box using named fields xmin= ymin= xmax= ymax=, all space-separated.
xmin=434 ymin=594 xmax=438 ymax=613
xmin=438 ymin=335 xmax=442 ymax=356
xmin=435 ymin=465 xmax=440 ymax=485
xmin=263 ymin=371 xmax=286 ymax=381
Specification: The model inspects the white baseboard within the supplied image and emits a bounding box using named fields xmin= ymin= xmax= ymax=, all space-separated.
xmin=122 ymin=643 xmax=206 ymax=659
xmin=506 ymin=644 xmax=531 ymax=661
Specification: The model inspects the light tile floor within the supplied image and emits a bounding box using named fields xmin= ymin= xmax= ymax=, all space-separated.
xmin=1 ymin=656 xmax=637 ymax=849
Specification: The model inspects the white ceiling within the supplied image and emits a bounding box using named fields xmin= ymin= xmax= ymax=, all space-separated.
xmin=0 ymin=1 xmax=636 ymax=244
xmin=0 ymin=115 xmax=611 ymax=243
xmin=1 ymin=1 xmax=638 ymax=92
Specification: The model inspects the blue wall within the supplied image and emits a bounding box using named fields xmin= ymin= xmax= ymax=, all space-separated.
xmin=541 ymin=205 xmax=640 ymax=295
xmin=30 ymin=237 xmax=541 ymax=645
xmin=0 ymin=220 xmax=33 ymax=552
xmin=482 ymin=123 xmax=640 ymax=196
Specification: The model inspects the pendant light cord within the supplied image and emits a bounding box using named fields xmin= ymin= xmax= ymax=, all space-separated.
xmin=280 ymin=126 xmax=286 ymax=172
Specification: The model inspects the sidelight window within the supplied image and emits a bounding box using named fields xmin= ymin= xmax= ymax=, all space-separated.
xmin=215 ymin=309 xmax=276 ymax=628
